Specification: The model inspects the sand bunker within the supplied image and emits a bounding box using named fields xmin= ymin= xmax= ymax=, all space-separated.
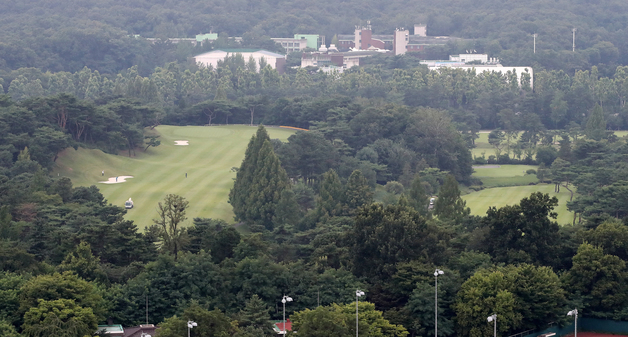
xmin=174 ymin=140 xmax=189 ymax=146
xmin=100 ymin=176 xmax=134 ymax=184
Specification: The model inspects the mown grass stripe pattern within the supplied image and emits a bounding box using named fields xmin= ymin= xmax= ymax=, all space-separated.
xmin=53 ymin=125 xmax=295 ymax=230
xmin=462 ymin=184 xmax=574 ymax=225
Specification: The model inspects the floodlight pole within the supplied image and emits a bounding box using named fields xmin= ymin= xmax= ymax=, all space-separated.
xmin=356 ymin=290 xmax=364 ymax=337
xmin=434 ymin=269 xmax=444 ymax=337
xmin=281 ymin=295 xmax=292 ymax=335
xmin=572 ymin=28 xmax=577 ymax=52
xmin=488 ymin=314 xmax=497 ymax=337
xmin=187 ymin=321 xmax=197 ymax=337
xmin=533 ymin=34 xmax=538 ymax=54
xmin=568 ymin=309 xmax=578 ymax=337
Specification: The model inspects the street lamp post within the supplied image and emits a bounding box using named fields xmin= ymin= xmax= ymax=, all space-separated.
xmin=187 ymin=320 xmax=197 ymax=337
xmin=487 ymin=314 xmax=496 ymax=337
xmin=281 ymin=295 xmax=293 ymax=335
xmin=567 ymin=309 xmax=578 ymax=337
xmin=434 ymin=269 xmax=444 ymax=337
xmin=356 ymin=290 xmax=365 ymax=337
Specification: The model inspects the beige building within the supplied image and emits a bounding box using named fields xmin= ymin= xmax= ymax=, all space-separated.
xmin=193 ymin=49 xmax=286 ymax=73
xmin=271 ymin=38 xmax=308 ymax=52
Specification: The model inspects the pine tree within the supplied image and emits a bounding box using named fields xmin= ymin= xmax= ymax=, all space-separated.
xmin=238 ymin=295 xmax=274 ymax=336
xmin=585 ymin=104 xmax=606 ymax=141
xmin=557 ymin=135 xmax=572 ymax=162
xmin=316 ymin=169 xmax=344 ymax=217
xmin=433 ymin=174 xmax=470 ymax=224
xmin=229 ymin=126 xmax=269 ymax=222
xmin=344 ymin=170 xmax=373 ymax=215
xmin=407 ymin=174 xmax=429 ymax=216
xmin=229 ymin=126 xmax=292 ymax=230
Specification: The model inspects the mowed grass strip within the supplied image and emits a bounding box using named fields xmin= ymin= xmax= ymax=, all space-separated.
xmin=462 ymin=184 xmax=575 ymax=225
xmin=53 ymin=125 xmax=296 ymax=230
xmin=472 ymin=164 xmax=538 ymax=188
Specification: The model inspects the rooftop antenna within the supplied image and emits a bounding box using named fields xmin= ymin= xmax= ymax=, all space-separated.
xmin=572 ymin=28 xmax=577 ymax=52
xmin=533 ymin=33 xmax=537 ymax=53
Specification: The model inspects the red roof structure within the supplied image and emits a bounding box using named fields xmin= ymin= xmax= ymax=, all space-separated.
xmin=273 ymin=319 xmax=293 ymax=334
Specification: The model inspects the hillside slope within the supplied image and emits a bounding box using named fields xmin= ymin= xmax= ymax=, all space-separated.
xmin=53 ymin=125 xmax=295 ymax=229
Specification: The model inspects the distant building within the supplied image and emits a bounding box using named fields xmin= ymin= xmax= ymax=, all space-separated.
xmin=294 ymin=34 xmax=320 ymax=49
xmin=194 ymin=49 xmax=286 ymax=73
xmin=393 ymin=29 xmax=462 ymax=55
xmin=414 ymin=24 xmax=427 ymax=37
xmin=301 ymin=50 xmax=384 ymax=70
xmin=273 ymin=319 xmax=292 ymax=335
xmin=337 ymin=34 xmax=356 ymax=50
xmin=96 ymin=324 xmax=158 ymax=337
xmin=272 ymin=34 xmax=320 ymax=52
xmin=449 ymin=53 xmax=489 ymax=63
xmin=354 ymin=26 xmax=392 ymax=50
xmin=144 ymin=33 xmax=236 ymax=46
xmin=196 ymin=33 xmax=218 ymax=44
xmin=272 ymin=38 xmax=309 ymax=52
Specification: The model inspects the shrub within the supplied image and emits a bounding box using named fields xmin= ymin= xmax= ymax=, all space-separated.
xmin=384 ymin=181 xmax=404 ymax=195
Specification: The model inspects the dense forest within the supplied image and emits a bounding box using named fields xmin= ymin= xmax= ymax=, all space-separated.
xmin=1 ymin=0 xmax=628 ymax=74
xmin=4 ymin=1 xmax=628 ymax=336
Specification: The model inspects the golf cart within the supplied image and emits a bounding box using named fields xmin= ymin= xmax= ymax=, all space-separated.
xmin=125 ymin=198 xmax=134 ymax=209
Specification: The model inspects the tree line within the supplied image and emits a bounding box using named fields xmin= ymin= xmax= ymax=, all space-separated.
xmin=4 ymin=124 xmax=628 ymax=337
xmin=1 ymin=0 xmax=628 ymax=74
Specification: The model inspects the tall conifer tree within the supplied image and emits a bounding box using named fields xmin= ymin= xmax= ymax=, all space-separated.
xmin=229 ymin=126 xmax=293 ymax=230
xmin=316 ymin=169 xmax=344 ymax=217
xmin=344 ymin=170 xmax=373 ymax=215
xmin=585 ymin=104 xmax=606 ymax=141
xmin=407 ymin=174 xmax=429 ymax=215
xmin=433 ymin=174 xmax=470 ymax=224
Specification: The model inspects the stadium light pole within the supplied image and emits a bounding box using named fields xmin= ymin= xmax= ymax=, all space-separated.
xmin=487 ymin=314 xmax=497 ymax=337
xmin=434 ymin=269 xmax=444 ymax=337
xmin=187 ymin=320 xmax=197 ymax=337
xmin=356 ymin=289 xmax=365 ymax=337
xmin=567 ymin=309 xmax=578 ymax=337
xmin=533 ymin=33 xmax=538 ymax=54
xmin=281 ymin=295 xmax=292 ymax=335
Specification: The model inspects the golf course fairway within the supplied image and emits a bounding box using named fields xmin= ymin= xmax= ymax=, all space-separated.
xmin=53 ymin=125 xmax=296 ymax=229
xmin=462 ymin=184 xmax=575 ymax=225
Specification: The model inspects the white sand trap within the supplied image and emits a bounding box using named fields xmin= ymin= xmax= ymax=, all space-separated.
xmin=174 ymin=140 xmax=189 ymax=146
xmin=100 ymin=176 xmax=134 ymax=184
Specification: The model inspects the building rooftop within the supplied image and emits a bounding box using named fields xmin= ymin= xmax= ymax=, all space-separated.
xmin=195 ymin=49 xmax=285 ymax=58
xmin=408 ymin=35 xmax=462 ymax=44
xmin=97 ymin=325 xmax=124 ymax=334
xmin=273 ymin=320 xmax=293 ymax=334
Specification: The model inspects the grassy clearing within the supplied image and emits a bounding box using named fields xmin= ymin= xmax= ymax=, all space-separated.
xmin=53 ymin=125 xmax=295 ymax=230
xmin=462 ymin=184 xmax=574 ymax=225
xmin=472 ymin=164 xmax=538 ymax=188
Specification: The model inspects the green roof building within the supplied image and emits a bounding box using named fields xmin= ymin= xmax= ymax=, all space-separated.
xmin=294 ymin=34 xmax=319 ymax=49
xmin=196 ymin=33 xmax=218 ymax=42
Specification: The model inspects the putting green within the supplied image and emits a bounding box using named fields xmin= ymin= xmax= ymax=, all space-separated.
xmin=463 ymin=184 xmax=575 ymax=225
xmin=53 ymin=125 xmax=296 ymax=230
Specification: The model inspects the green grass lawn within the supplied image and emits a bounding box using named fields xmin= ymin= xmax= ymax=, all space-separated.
xmin=463 ymin=184 xmax=575 ymax=225
xmin=472 ymin=164 xmax=538 ymax=188
xmin=53 ymin=125 xmax=295 ymax=230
